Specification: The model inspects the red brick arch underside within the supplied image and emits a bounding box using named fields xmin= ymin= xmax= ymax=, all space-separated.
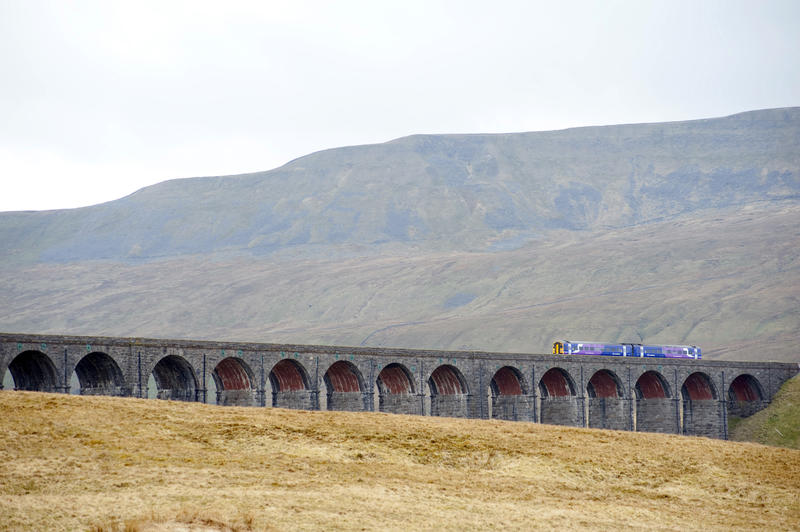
xmin=270 ymin=359 xmax=307 ymax=392
xmin=587 ymin=369 xmax=622 ymax=398
xmin=682 ymin=372 xmax=715 ymax=400
xmin=491 ymin=366 xmax=523 ymax=395
xmin=539 ymin=368 xmax=574 ymax=397
xmin=377 ymin=363 xmax=414 ymax=394
xmin=729 ymin=374 xmax=762 ymax=401
xmin=213 ymin=357 xmax=253 ymax=391
xmin=636 ymin=371 xmax=669 ymax=399
xmin=429 ymin=365 xmax=466 ymax=395
xmin=324 ymin=361 xmax=362 ymax=393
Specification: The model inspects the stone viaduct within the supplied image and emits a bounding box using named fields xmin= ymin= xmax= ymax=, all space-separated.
xmin=1 ymin=333 xmax=797 ymax=440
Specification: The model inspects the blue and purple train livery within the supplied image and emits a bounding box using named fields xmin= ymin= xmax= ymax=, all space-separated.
xmin=552 ymin=341 xmax=701 ymax=359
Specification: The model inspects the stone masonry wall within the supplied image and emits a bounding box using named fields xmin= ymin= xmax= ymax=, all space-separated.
xmin=636 ymin=398 xmax=678 ymax=434
xmin=683 ymin=400 xmax=722 ymax=438
xmin=79 ymin=385 xmax=125 ymax=396
xmin=217 ymin=389 xmax=256 ymax=407
xmin=492 ymin=395 xmax=533 ymax=422
xmin=273 ymin=390 xmax=313 ymax=410
xmin=327 ymin=391 xmax=366 ymax=412
xmin=431 ymin=394 xmax=468 ymax=418
xmin=155 ymin=387 xmax=196 ymax=402
xmin=540 ymin=397 xmax=580 ymax=427
xmin=588 ymin=397 xmax=628 ymax=430
xmin=379 ymin=393 xmax=421 ymax=415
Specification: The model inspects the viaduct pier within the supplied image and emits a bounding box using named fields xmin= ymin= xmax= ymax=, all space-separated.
xmin=2 ymin=333 xmax=797 ymax=440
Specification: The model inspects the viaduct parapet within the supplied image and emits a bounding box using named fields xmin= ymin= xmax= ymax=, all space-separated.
xmin=2 ymin=333 xmax=797 ymax=439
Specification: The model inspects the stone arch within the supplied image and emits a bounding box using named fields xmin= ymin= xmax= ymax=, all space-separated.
xmin=491 ymin=366 xmax=526 ymax=396
xmin=538 ymin=368 xmax=579 ymax=426
xmin=269 ymin=359 xmax=313 ymax=410
xmin=6 ymin=350 xmax=59 ymax=392
xmin=586 ymin=369 xmax=627 ymax=430
xmin=727 ymin=373 xmax=767 ymax=418
xmin=682 ymin=372 xmax=720 ymax=438
xmin=681 ymin=372 xmax=717 ymax=400
xmin=270 ymin=359 xmax=309 ymax=391
xmin=150 ymin=355 xmax=198 ymax=401
xmin=635 ymin=370 xmax=671 ymax=399
xmin=489 ymin=366 xmax=529 ymax=421
xmin=634 ymin=370 xmax=674 ymax=434
xmin=324 ymin=360 xmax=366 ymax=412
xmin=212 ymin=357 xmax=256 ymax=406
xmin=587 ymin=369 xmax=623 ymax=398
xmin=538 ymin=367 xmax=575 ymax=398
xmin=73 ymin=352 xmax=125 ymax=396
xmin=376 ymin=363 xmax=417 ymax=414
xmin=428 ymin=365 xmax=468 ymax=418
xmin=728 ymin=373 xmax=763 ymax=402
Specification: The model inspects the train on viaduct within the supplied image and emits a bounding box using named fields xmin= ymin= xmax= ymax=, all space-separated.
xmin=1 ymin=333 xmax=798 ymax=440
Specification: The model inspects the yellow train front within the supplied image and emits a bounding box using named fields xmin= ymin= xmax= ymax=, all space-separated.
xmin=552 ymin=341 xmax=627 ymax=356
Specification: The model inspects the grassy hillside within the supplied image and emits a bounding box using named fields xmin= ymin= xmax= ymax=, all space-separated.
xmin=0 ymin=392 xmax=798 ymax=531
xmin=1 ymin=108 xmax=798 ymax=265
xmin=2 ymin=201 xmax=797 ymax=361
xmin=730 ymin=375 xmax=800 ymax=449
xmin=1 ymin=108 xmax=798 ymax=362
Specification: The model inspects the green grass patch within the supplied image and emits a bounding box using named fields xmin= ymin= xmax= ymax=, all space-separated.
xmin=729 ymin=375 xmax=800 ymax=449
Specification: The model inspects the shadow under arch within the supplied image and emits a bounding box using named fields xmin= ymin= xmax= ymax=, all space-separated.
xmin=586 ymin=369 xmax=627 ymax=430
xmin=727 ymin=373 xmax=767 ymax=419
xmin=634 ymin=370 xmax=675 ymax=434
xmin=728 ymin=373 xmax=764 ymax=402
xmin=682 ymin=372 xmax=717 ymax=401
xmin=269 ymin=359 xmax=313 ymax=410
xmin=428 ymin=364 xmax=468 ymax=418
xmin=151 ymin=355 xmax=198 ymax=402
xmin=539 ymin=367 xmax=579 ymax=427
xmin=538 ymin=367 xmax=576 ymax=398
xmin=73 ymin=351 xmax=125 ymax=396
xmin=6 ymin=350 xmax=59 ymax=392
xmin=212 ymin=357 xmax=256 ymax=406
xmin=587 ymin=369 xmax=623 ymax=398
xmin=376 ymin=362 xmax=417 ymax=415
xmin=324 ymin=360 xmax=366 ymax=412
xmin=682 ymin=372 xmax=720 ymax=438
xmin=635 ymin=370 xmax=672 ymax=399
xmin=490 ymin=366 xmax=529 ymax=421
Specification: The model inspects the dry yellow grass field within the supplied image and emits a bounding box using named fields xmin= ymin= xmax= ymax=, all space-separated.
xmin=1 ymin=391 xmax=798 ymax=531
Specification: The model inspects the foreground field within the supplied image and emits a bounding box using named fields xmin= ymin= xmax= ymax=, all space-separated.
xmin=1 ymin=392 xmax=799 ymax=531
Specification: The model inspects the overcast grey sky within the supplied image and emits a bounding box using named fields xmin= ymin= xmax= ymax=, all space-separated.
xmin=1 ymin=0 xmax=798 ymax=212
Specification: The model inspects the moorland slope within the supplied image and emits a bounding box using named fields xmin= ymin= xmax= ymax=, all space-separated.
xmin=2 ymin=107 xmax=798 ymax=263
xmin=1 ymin=201 xmax=797 ymax=360
xmin=1 ymin=391 xmax=798 ymax=531
xmin=1 ymin=108 xmax=798 ymax=361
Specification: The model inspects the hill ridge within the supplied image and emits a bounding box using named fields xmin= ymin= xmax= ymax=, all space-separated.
xmin=2 ymin=106 xmax=799 ymax=264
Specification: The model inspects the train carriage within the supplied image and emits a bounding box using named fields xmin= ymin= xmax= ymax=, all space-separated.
xmin=553 ymin=341 xmax=700 ymax=359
